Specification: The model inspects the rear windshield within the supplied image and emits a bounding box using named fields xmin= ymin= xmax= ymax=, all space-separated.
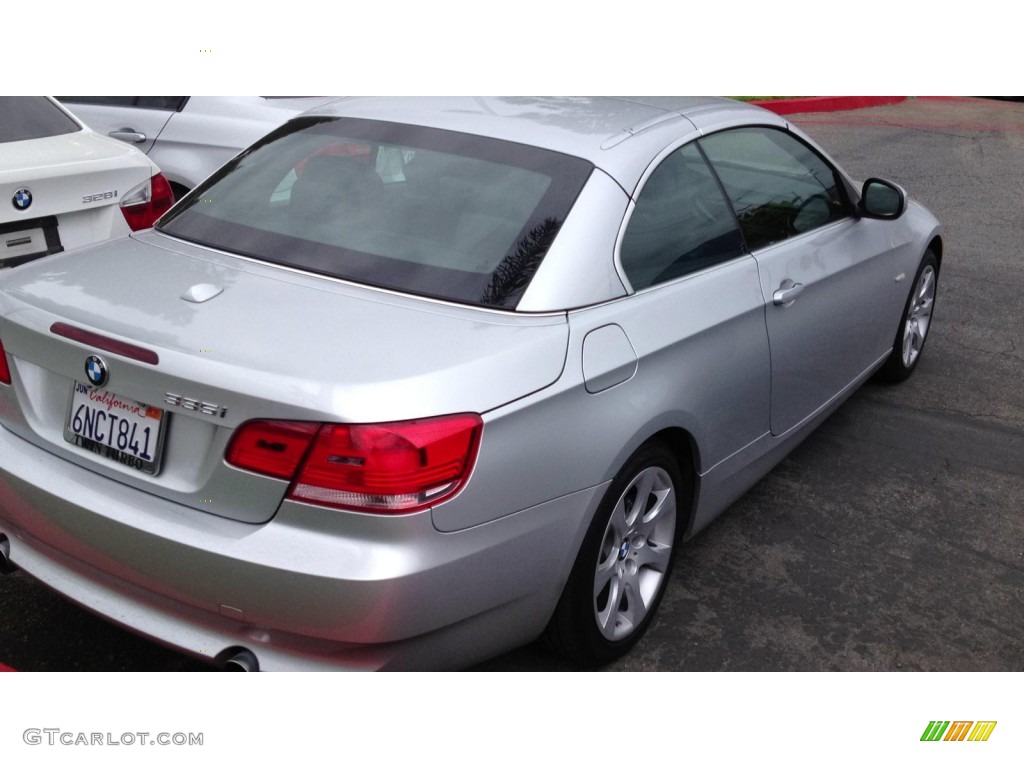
xmin=0 ymin=97 xmax=81 ymax=143
xmin=157 ymin=117 xmax=593 ymax=308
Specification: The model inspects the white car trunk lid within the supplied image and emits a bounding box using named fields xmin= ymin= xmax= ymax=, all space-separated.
xmin=1 ymin=131 xmax=154 ymax=217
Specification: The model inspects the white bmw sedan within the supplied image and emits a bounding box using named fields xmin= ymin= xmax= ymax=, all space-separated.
xmin=0 ymin=97 xmax=941 ymax=670
xmin=56 ymin=96 xmax=340 ymax=202
xmin=1 ymin=97 xmax=174 ymax=268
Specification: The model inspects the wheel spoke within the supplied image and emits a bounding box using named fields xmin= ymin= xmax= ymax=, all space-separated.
xmin=627 ymin=471 xmax=655 ymax=526
xmin=918 ymin=269 xmax=934 ymax=300
xmin=607 ymin=496 xmax=630 ymax=542
xmin=637 ymin=485 xmax=661 ymax=522
xmin=593 ymin=558 xmax=616 ymax=602
xmin=635 ymin=540 xmax=672 ymax=573
xmin=614 ymin=569 xmax=641 ymax=634
xmin=637 ymin=471 xmax=675 ymax=534
xmin=636 ymin=566 xmax=666 ymax=610
xmin=594 ymin=568 xmax=622 ymax=632
xmin=639 ymin=486 xmax=673 ymax=528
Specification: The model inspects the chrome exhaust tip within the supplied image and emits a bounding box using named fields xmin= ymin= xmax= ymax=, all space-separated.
xmin=221 ymin=648 xmax=259 ymax=672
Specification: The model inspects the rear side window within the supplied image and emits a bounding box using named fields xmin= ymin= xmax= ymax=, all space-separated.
xmin=57 ymin=96 xmax=135 ymax=107
xmin=136 ymin=97 xmax=188 ymax=111
xmin=699 ymin=126 xmax=851 ymax=250
xmin=58 ymin=96 xmax=187 ymax=111
xmin=0 ymin=97 xmax=81 ymax=144
xmin=157 ymin=117 xmax=593 ymax=309
xmin=620 ymin=142 xmax=744 ymax=290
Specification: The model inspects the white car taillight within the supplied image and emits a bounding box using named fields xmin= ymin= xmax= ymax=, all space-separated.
xmin=120 ymin=173 xmax=175 ymax=231
xmin=0 ymin=338 xmax=10 ymax=385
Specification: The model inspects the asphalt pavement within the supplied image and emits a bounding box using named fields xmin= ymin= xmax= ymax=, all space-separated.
xmin=0 ymin=97 xmax=1021 ymax=671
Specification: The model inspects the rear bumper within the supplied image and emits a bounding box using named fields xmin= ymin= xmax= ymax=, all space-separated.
xmin=0 ymin=425 xmax=600 ymax=670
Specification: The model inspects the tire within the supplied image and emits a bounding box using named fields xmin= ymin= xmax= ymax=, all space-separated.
xmin=544 ymin=441 xmax=689 ymax=668
xmin=877 ymin=250 xmax=939 ymax=382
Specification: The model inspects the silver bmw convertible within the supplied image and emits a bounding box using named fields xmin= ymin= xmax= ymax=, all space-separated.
xmin=0 ymin=97 xmax=941 ymax=670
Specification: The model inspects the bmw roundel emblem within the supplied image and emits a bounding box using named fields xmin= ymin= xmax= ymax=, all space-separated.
xmin=12 ymin=188 xmax=32 ymax=211
xmin=85 ymin=355 xmax=108 ymax=388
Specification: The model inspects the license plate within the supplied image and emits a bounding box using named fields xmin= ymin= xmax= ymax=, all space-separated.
xmin=2 ymin=226 xmax=45 ymax=261
xmin=63 ymin=381 xmax=167 ymax=474
xmin=0 ymin=215 xmax=62 ymax=267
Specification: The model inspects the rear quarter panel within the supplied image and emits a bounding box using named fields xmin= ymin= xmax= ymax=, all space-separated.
xmin=433 ymin=255 xmax=771 ymax=533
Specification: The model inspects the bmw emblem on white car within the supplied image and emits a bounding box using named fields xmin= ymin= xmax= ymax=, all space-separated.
xmin=85 ymin=355 xmax=108 ymax=388
xmin=12 ymin=188 xmax=32 ymax=211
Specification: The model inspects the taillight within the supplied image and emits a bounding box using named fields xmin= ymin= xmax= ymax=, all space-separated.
xmin=226 ymin=414 xmax=482 ymax=514
xmin=120 ymin=172 xmax=175 ymax=231
xmin=225 ymin=421 xmax=319 ymax=480
xmin=0 ymin=338 xmax=10 ymax=385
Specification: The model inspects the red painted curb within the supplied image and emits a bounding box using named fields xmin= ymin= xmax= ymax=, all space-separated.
xmin=750 ymin=96 xmax=908 ymax=115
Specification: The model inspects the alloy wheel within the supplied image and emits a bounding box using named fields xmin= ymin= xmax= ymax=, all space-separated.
xmin=902 ymin=264 xmax=936 ymax=367
xmin=593 ymin=466 xmax=676 ymax=641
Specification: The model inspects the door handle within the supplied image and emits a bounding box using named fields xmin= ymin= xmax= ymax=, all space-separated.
xmin=772 ymin=279 xmax=804 ymax=306
xmin=108 ymin=129 xmax=147 ymax=143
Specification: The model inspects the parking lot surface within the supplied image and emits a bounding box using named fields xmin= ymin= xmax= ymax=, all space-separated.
xmin=1 ymin=97 xmax=1021 ymax=671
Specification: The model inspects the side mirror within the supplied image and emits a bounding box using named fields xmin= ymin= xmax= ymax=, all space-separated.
xmin=859 ymin=178 xmax=907 ymax=219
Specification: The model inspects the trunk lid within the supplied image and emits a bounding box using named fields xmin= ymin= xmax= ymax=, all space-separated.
xmin=0 ymin=131 xmax=155 ymax=260
xmin=0 ymin=231 xmax=568 ymax=523
xmin=0 ymin=131 xmax=155 ymax=218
